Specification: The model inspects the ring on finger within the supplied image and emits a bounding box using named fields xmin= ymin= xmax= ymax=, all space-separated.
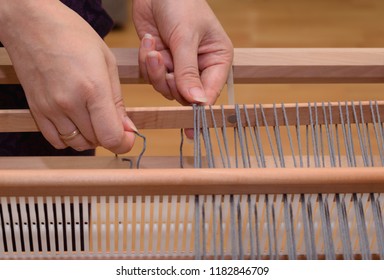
xmin=59 ymin=128 xmax=81 ymax=141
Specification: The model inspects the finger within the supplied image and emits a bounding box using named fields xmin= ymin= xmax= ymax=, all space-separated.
xmin=165 ymin=72 xmax=189 ymax=105
xmin=107 ymin=50 xmax=137 ymax=142
xmin=184 ymin=128 xmax=195 ymax=140
xmin=42 ymin=89 xmax=99 ymax=149
xmin=146 ymin=51 xmax=173 ymax=100
xmin=47 ymin=108 xmax=96 ymax=150
xmin=139 ymin=34 xmax=156 ymax=82
xmin=34 ymin=114 xmax=68 ymax=150
xmin=200 ymin=58 xmax=232 ymax=105
xmin=103 ymin=48 xmax=136 ymax=153
xmin=32 ymin=108 xmax=95 ymax=151
xmin=158 ymin=49 xmax=174 ymax=73
xmin=170 ymin=37 xmax=208 ymax=104
xmin=55 ymin=117 xmax=97 ymax=151
xmin=165 ymin=73 xmax=194 ymax=139
xmin=56 ymin=102 xmax=98 ymax=146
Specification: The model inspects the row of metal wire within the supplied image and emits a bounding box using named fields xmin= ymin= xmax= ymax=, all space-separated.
xmin=191 ymin=101 xmax=384 ymax=259
xmin=193 ymin=101 xmax=384 ymax=169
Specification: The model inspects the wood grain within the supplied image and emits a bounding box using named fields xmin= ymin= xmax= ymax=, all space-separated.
xmin=1 ymin=48 xmax=384 ymax=84
xmin=1 ymin=101 xmax=383 ymax=132
xmin=0 ymin=168 xmax=383 ymax=196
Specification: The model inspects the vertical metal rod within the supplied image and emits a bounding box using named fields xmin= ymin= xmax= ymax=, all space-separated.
xmin=244 ymin=105 xmax=261 ymax=168
xmin=273 ymin=104 xmax=285 ymax=168
xmin=318 ymin=194 xmax=335 ymax=259
xmin=201 ymin=106 xmax=215 ymax=168
xmin=221 ymin=106 xmax=232 ymax=168
xmin=308 ymin=103 xmax=320 ymax=167
xmin=352 ymin=102 xmax=368 ymax=167
xmin=253 ymin=105 xmax=266 ymax=168
xmin=202 ymin=199 xmax=207 ymax=260
xmin=345 ymin=102 xmax=357 ymax=167
xmin=212 ymin=195 xmax=217 ymax=259
xmin=295 ymin=103 xmax=304 ymax=168
xmin=353 ymin=193 xmax=371 ymax=260
xmin=322 ymin=102 xmax=335 ymax=167
xmin=235 ymin=104 xmax=249 ymax=168
xmin=209 ymin=106 xmax=226 ymax=168
xmin=282 ymin=103 xmax=297 ymax=167
xmin=335 ymin=194 xmax=353 ymax=259
xmin=254 ymin=196 xmax=261 ymax=259
xmin=260 ymin=104 xmax=279 ymax=168
xmin=370 ymin=193 xmax=384 ymax=259
xmin=247 ymin=195 xmax=255 ymax=259
xmin=300 ymin=194 xmax=313 ymax=259
xmin=237 ymin=198 xmax=244 ymax=260
xmin=230 ymin=195 xmax=237 ymax=259
xmin=194 ymin=195 xmax=201 ymax=260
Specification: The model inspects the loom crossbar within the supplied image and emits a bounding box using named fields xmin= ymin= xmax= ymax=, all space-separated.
xmin=1 ymin=101 xmax=384 ymax=132
xmin=1 ymin=48 xmax=384 ymax=84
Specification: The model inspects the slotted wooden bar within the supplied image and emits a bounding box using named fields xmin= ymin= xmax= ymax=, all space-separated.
xmin=1 ymin=101 xmax=383 ymax=132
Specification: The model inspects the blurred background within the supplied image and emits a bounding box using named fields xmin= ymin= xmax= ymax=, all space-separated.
xmin=99 ymin=0 xmax=384 ymax=157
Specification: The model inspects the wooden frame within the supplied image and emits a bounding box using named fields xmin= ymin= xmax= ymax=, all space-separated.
xmin=1 ymin=48 xmax=384 ymax=260
xmin=0 ymin=168 xmax=384 ymax=197
xmin=0 ymin=48 xmax=384 ymax=197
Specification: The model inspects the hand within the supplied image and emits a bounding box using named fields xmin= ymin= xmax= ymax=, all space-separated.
xmin=132 ymin=0 xmax=233 ymax=106
xmin=0 ymin=1 xmax=136 ymax=153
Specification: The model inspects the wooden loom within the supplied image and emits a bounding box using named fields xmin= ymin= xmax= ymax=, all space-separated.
xmin=0 ymin=48 xmax=384 ymax=259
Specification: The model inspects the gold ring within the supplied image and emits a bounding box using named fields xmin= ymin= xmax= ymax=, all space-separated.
xmin=59 ymin=129 xmax=80 ymax=141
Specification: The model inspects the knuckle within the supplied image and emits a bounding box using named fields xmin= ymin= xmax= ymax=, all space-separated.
xmin=54 ymin=94 xmax=74 ymax=112
xmin=77 ymin=79 xmax=97 ymax=97
xmin=177 ymin=65 xmax=200 ymax=82
xmin=113 ymin=95 xmax=125 ymax=108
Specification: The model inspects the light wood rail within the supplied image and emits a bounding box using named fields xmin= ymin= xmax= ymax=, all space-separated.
xmin=0 ymin=168 xmax=384 ymax=197
xmin=1 ymin=101 xmax=383 ymax=132
xmin=1 ymin=48 xmax=384 ymax=84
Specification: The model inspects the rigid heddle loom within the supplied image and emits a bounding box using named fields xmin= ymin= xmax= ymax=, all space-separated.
xmin=0 ymin=48 xmax=384 ymax=260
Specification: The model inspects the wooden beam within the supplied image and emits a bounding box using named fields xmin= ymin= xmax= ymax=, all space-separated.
xmin=0 ymin=168 xmax=384 ymax=196
xmin=0 ymin=101 xmax=383 ymax=132
xmin=1 ymin=48 xmax=384 ymax=84
xmin=232 ymin=48 xmax=384 ymax=83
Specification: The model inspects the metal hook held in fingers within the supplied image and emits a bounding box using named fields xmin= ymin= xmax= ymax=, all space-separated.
xmin=134 ymin=131 xmax=147 ymax=169
xmin=116 ymin=131 xmax=147 ymax=169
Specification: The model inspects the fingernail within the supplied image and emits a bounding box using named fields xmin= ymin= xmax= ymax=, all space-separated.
xmin=185 ymin=136 xmax=194 ymax=144
xmin=143 ymin=34 xmax=153 ymax=49
xmin=165 ymin=73 xmax=174 ymax=80
xmin=147 ymin=51 xmax=159 ymax=68
xmin=189 ymin=87 xmax=207 ymax=103
xmin=124 ymin=116 xmax=138 ymax=133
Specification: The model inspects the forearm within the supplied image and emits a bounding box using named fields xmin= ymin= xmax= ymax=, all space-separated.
xmin=0 ymin=1 xmax=37 ymax=40
xmin=0 ymin=1 xmax=69 ymax=47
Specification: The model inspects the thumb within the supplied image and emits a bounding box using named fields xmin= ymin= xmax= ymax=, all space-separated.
xmin=171 ymin=39 xmax=208 ymax=104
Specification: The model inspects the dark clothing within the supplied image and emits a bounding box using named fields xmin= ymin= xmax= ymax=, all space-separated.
xmin=60 ymin=0 xmax=114 ymax=38
xmin=0 ymin=0 xmax=113 ymax=156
